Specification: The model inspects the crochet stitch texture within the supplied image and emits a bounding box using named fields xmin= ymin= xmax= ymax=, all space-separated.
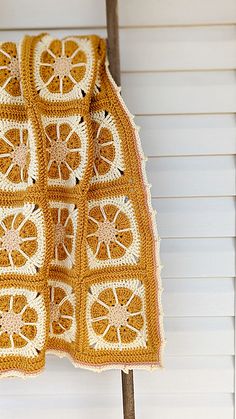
xmin=0 ymin=32 xmax=166 ymax=377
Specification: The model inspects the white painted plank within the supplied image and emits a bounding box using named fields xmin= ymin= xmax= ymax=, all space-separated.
xmin=0 ymin=356 xmax=232 ymax=395
xmin=121 ymin=71 xmax=236 ymax=114
xmin=147 ymin=156 xmax=235 ymax=197
xmin=163 ymin=278 xmax=234 ymax=316
xmin=135 ymin=394 xmax=234 ymax=419
xmin=161 ymin=238 xmax=235 ymax=278
xmin=0 ymin=394 xmax=233 ymax=419
xmin=137 ymin=114 xmax=236 ymax=156
xmin=0 ymin=0 xmax=105 ymax=29
xmin=135 ymin=356 xmax=234 ymax=393
xmin=165 ymin=317 xmax=234 ymax=355
xmin=153 ymin=197 xmax=235 ymax=238
xmin=0 ymin=0 xmax=235 ymax=27
xmin=120 ymin=0 xmax=236 ymax=26
xmin=0 ymin=396 xmax=123 ymax=419
xmin=120 ymin=27 xmax=236 ymax=71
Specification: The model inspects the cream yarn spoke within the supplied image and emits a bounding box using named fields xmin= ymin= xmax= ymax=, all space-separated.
xmin=100 ymin=205 xmax=107 ymax=221
xmin=64 ymin=161 xmax=75 ymax=173
xmin=117 ymin=327 xmax=122 ymax=350
xmin=44 ymin=75 xmax=55 ymax=88
xmin=59 ymin=323 xmax=67 ymax=332
xmin=20 ymin=168 xmax=24 ymax=182
xmin=116 ymin=228 xmax=132 ymax=233
xmin=66 ymin=147 xmax=81 ymax=152
xmin=106 ymin=244 xmax=111 ymax=259
xmin=8 ymin=252 xmax=14 ymax=268
xmin=9 ymin=334 xmax=14 ymax=349
xmin=125 ymin=323 xmax=143 ymax=335
xmin=93 ymin=297 xmax=112 ymax=311
xmin=114 ymin=239 xmax=129 ymax=252
xmin=2 ymin=134 xmax=15 ymax=149
xmin=0 ymin=77 xmax=11 ymax=92
xmin=56 ymin=122 xmax=60 ymax=140
xmin=60 ymin=314 xmax=73 ymax=320
xmin=64 ymin=125 xmax=76 ymax=141
xmin=0 ymin=50 xmax=11 ymax=60
xmin=93 ymin=163 xmax=99 ymax=177
xmin=57 ymin=206 xmax=61 ymax=223
xmin=21 ymin=236 xmax=37 ymax=242
xmin=4 ymin=163 xmax=14 ymax=178
xmin=62 ymin=243 xmax=73 ymax=263
xmin=94 ymin=241 xmax=101 ymax=258
xmin=50 ymin=286 xmax=55 ymax=302
xmin=0 ymin=153 xmax=12 ymax=158
xmin=55 ymin=245 xmax=59 ymax=263
xmin=45 ymin=131 xmax=53 ymax=143
xmin=125 ymin=290 xmax=137 ymax=307
xmin=64 ymin=213 xmax=71 ymax=228
xmin=113 ymin=287 xmax=119 ymax=304
xmin=19 ymin=128 xmax=23 ymax=144
xmin=62 ymin=41 xmax=65 ymax=56
xmin=47 ymin=159 xmax=53 ymax=171
xmin=40 ymin=63 xmax=52 ymax=67
xmin=18 ymin=248 xmax=31 ymax=262
xmin=58 ymin=164 xmax=62 ymax=180
xmin=59 ymin=78 xmax=63 ymax=94
xmin=90 ymin=315 xmax=108 ymax=323
xmin=18 ymin=332 xmax=32 ymax=345
xmin=66 ymin=234 xmax=74 ymax=239
xmin=47 ymin=48 xmax=57 ymax=60
xmin=72 ymin=62 xmax=86 ymax=69
xmin=0 ymin=221 xmax=7 ymax=232
xmin=112 ymin=207 xmax=122 ymax=223
xmin=68 ymin=73 xmax=78 ymax=86
xmin=70 ymin=46 xmax=81 ymax=60
xmin=100 ymin=155 xmax=113 ymax=165
xmin=96 ymin=324 xmax=110 ymax=343
xmin=9 ymin=295 xmax=13 ymax=311
xmin=57 ymin=295 xmax=68 ymax=307
xmin=99 ymin=140 xmax=114 ymax=147
xmin=129 ymin=311 xmax=143 ymax=317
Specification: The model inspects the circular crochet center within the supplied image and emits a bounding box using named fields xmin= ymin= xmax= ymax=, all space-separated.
xmin=50 ymin=141 xmax=68 ymax=165
xmin=0 ymin=310 xmax=24 ymax=334
xmin=97 ymin=221 xmax=116 ymax=245
xmin=11 ymin=143 xmax=28 ymax=168
xmin=1 ymin=228 xmax=22 ymax=252
xmin=94 ymin=141 xmax=101 ymax=159
xmin=50 ymin=301 xmax=61 ymax=322
xmin=8 ymin=57 xmax=20 ymax=79
xmin=107 ymin=304 xmax=129 ymax=327
xmin=53 ymin=56 xmax=72 ymax=78
xmin=54 ymin=223 xmax=66 ymax=246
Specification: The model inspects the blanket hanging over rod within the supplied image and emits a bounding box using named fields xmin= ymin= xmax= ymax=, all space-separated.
xmin=0 ymin=32 xmax=166 ymax=378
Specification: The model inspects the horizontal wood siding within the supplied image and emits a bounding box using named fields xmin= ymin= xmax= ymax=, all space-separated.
xmin=0 ymin=1 xmax=235 ymax=418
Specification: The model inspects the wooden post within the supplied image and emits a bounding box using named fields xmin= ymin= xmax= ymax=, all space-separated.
xmin=121 ymin=369 xmax=136 ymax=419
xmin=105 ymin=1 xmax=136 ymax=419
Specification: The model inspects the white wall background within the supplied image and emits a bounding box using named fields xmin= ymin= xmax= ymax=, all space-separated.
xmin=0 ymin=1 xmax=235 ymax=418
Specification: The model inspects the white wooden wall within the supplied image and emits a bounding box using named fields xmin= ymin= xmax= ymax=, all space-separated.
xmin=0 ymin=1 xmax=235 ymax=418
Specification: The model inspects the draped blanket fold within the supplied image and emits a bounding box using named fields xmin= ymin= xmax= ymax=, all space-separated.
xmin=0 ymin=32 xmax=165 ymax=378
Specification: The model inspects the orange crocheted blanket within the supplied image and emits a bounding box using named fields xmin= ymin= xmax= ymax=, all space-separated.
xmin=0 ymin=32 xmax=165 ymax=378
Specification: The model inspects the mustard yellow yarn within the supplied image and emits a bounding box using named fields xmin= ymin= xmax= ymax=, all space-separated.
xmin=0 ymin=32 xmax=165 ymax=377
